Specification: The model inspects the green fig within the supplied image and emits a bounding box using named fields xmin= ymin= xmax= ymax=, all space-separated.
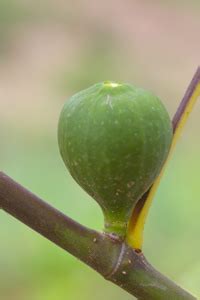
xmin=58 ymin=81 xmax=173 ymax=237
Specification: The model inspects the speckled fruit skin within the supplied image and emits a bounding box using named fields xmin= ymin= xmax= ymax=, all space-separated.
xmin=58 ymin=82 xmax=173 ymax=236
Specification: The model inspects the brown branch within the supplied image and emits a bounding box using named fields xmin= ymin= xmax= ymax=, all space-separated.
xmin=0 ymin=172 xmax=121 ymax=276
xmin=0 ymin=172 xmax=196 ymax=299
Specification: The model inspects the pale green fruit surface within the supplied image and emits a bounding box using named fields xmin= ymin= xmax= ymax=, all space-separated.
xmin=58 ymin=82 xmax=173 ymax=236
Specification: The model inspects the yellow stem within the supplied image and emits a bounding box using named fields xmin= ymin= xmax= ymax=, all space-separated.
xmin=127 ymin=77 xmax=200 ymax=250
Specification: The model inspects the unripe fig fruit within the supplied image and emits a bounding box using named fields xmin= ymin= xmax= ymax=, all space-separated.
xmin=58 ymin=81 xmax=173 ymax=237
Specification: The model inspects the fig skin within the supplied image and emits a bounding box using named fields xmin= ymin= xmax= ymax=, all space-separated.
xmin=58 ymin=81 xmax=173 ymax=236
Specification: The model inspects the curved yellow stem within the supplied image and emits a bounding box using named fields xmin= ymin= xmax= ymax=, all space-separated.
xmin=127 ymin=70 xmax=200 ymax=250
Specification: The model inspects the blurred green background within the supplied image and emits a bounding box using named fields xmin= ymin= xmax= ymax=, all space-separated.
xmin=0 ymin=0 xmax=200 ymax=299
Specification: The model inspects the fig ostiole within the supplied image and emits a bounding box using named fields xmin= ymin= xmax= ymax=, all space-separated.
xmin=58 ymin=81 xmax=173 ymax=238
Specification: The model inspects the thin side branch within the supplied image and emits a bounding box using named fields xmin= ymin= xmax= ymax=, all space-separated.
xmin=173 ymin=66 xmax=200 ymax=131
xmin=127 ymin=66 xmax=200 ymax=250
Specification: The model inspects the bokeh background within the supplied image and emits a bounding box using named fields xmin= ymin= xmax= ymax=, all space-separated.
xmin=0 ymin=1 xmax=200 ymax=299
